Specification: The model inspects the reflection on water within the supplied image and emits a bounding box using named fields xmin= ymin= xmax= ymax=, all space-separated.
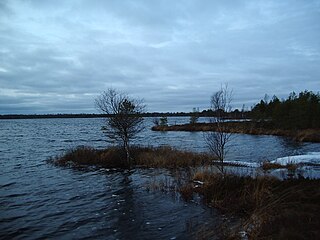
xmin=0 ymin=117 xmax=319 ymax=239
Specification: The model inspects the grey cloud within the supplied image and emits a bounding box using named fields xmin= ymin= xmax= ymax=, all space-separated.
xmin=0 ymin=0 xmax=319 ymax=114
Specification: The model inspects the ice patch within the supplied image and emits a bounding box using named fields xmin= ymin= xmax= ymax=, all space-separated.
xmin=224 ymin=161 xmax=259 ymax=168
xmin=193 ymin=180 xmax=204 ymax=185
xmin=307 ymin=152 xmax=320 ymax=156
xmin=272 ymin=152 xmax=320 ymax=165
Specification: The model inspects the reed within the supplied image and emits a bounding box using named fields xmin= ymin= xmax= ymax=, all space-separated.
xmin=188 ymin=171 xmax=320 ymax=239
xmin=261 ymin=161 xmax=298 ymax=171
xmin=132 ymin=146 xmax=211 ymax=168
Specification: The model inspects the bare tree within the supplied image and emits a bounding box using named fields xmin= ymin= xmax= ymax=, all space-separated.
xmin=189 ymin=107 xmax=199 ymax=124
xmin=95 ymin=88 xmax=145 ymax=167
xmin=204 ymin=84 xmax=233 ymax=174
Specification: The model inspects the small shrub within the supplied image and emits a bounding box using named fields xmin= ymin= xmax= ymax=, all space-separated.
xmin=261 ymin=161 xmax=298 ymax=172
xmin=261 ymin=161 xmax=283 ymax=171
xmin=193 ymin=170 xmax=214 ymax=182
xmin=179 ymin=184 xmax=194 ymax=201
xmin=152 ymin=117 xmax=159 ymax=126
xmin=159 ymin=116 xmax=168 ymax=127
xmin=133 ymin=146 xmax=211 ymax=168
xmin=287 ymin=163 xmax=298 ymax=172
xmin=55 ymin=146 xmax=99 ymax=166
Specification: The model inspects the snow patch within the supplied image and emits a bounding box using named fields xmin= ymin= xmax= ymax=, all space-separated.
xmin=224 ymin=161 xmax=259 ymax=168
xmin=193 ymin=180 xmax=204 ymax=185
xmin=272 ymin=152 xmax=320 ymax=165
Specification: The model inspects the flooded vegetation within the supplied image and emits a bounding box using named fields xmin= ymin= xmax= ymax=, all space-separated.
xmin=51 ymin=145 xmax=212 ymax=169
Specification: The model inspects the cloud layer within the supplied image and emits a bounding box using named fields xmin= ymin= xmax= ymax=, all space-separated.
xmin=1 ymin=0 xmax=319 ymax=113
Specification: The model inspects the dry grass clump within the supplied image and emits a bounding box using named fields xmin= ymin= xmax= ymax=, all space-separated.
xmin=188 ymin=171 xmax=320 ymax=239
xmin=193 ymin=173 xmax=277 ymax=215
xmin=193 ymin=170 xmax=215 ymax=182
xmin=294 ymin=129 xmax=320 ymax=142
xmin=248 ymin=178 xmax=320 ymax=239
xmin=261 ymin=161 xmax=298 ymax=171
xmin=54 ymin=146 xmax=99 ymax=165
xmin=133 ymin=146 xmax=211 ymax=168
xmin=261 ymin=161 xmax=285 ymax=171
xmin=50 ymin=145 xmax=211 ymax=169
xmin=179 ymin=184 xmax=194 ymax=201
xmin=51 ymin=146 xmax=127 ymax=168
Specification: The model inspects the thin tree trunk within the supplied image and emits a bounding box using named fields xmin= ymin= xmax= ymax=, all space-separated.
xmin=124 ymin=139 xmax=131 ymax=168
xmin=221 ymin=161 xmax=224 ymax=175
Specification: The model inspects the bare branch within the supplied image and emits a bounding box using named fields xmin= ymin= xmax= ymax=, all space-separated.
xmin=95 ymin=88 xmax=146 ymax=167
xmin=205 ymin=84 xmax=233 ymax=174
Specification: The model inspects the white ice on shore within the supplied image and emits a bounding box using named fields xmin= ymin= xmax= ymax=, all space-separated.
xmin=272 ymin=152 xmax=320 ymax=165
xmin=224 ymin=161 xmax=259 ymax=168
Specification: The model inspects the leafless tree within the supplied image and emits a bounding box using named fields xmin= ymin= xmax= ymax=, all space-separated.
xmin=204 ymin=84 xmax=233 ymax=174
xmin=95 ymin=88 xmax=146 ymax=167
xmin=189 ymin=107 xmax=199 ymax=124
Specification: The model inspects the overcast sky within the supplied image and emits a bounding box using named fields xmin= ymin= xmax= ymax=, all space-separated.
xmin=0 ymin=0 xmax=319 ymax=114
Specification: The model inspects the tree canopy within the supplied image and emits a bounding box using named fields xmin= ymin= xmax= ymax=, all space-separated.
xmin=251 ymin=90 xmax=320 ymax=129
xmin=95 ymin=88 xmax=145 ymax=167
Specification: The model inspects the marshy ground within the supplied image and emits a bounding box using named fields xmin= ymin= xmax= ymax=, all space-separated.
xmin=50 ymin=145 xmax=212 ymax=169
xmin=51 ymin=146 xmax=320 ymax=239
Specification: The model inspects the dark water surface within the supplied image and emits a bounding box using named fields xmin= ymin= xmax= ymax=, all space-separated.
xmin=1 ymin=117 xmax=319 ymax=239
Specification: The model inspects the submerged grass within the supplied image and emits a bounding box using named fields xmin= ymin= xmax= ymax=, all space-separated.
xmin=50 ymin=145 xmax=212 ymax=169
xmin=189 ymin=171 xmax=320 ymax=239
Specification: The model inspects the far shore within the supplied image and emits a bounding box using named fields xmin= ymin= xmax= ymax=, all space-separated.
xmin=152 ymin=121 xmax=320 ymax=143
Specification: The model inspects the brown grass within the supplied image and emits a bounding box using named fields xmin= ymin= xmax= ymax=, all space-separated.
xmin=50 ymin=146 xmax=128 ymax=168
xmin=186 ymin=171 xmax=320 ymax=239
xmin=50 ymin=145 xmax=212 ymax=169
xmin=261 ymin=161 xmax=298 ymax=172
xmin=261 ymin=161 xmax=284 ymax=170
xmin=133 ymin=146 xmax=212 ymax=168
xmin=294 ymin=129 xmax=320 ymax=142
xmin=179 ymin=184 xmax=194 ymax=201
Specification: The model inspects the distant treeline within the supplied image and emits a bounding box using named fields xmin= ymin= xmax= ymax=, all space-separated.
xmin=0 ymin=112 xmax=203 ymax=120
xmin=0 ymin=113 xmax=106 ymax=119
xmin=251 ymin=90 xmax=320 ymax=129
xmin=0 ymin=110 xmax=248 ymax=120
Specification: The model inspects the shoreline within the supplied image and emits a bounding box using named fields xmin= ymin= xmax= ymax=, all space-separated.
xmin=151 ymin=121 xmax=320 ymax=143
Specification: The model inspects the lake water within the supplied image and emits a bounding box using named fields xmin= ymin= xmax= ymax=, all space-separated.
xmin=1 ymin=117 xmax=319 ymax=239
